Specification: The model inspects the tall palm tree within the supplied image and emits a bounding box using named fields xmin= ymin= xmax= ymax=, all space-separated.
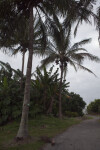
xmin=12 ymin=15 xmax=47 ymax=89
xmin=41 ymin=14 xmax=100 ymax=119
xmin=0 ymin=14 xmax=47 ymax=89
xmin=0 ymin=0 xmax=98 ymax=139
xmin=64 ymin=0 xmax=98 ymax=36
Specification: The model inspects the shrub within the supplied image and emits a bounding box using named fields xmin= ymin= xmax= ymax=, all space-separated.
xmin=65 ymin=111 xmax=79 ymax=117
xmin=87 ymin=99 xmax=100 ymax=114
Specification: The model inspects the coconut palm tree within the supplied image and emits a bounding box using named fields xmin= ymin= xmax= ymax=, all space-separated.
xmin=12 ymin=15 xmax=47 ymax=89
xmin=0 ymin=14 xmax=47 ymax=89
xmin=64 ymin=0 xmax=98 ymax=36
xmin=41 ymin=14 xmax=100 ymax=119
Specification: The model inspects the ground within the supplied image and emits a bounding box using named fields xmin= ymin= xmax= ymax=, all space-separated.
xmin=43 ymin=116 xmax=100 ymax=150
xmin=0 ymin=116 xmax=81 ymax=150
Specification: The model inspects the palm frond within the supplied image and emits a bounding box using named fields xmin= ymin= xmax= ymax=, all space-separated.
xmin=71 ymin=39 xmax=91 ymax=49
xmin=74 ymin=19 xmax=80 ymax=37
xmin=33 ymin=48 xmax=53 ymax=57
xmin=43 ymin=12 xmax=65 ymax=52
xmin=78 ymin=53 xmax=100 ymax=62
xmin=67 ymin=48 xmax=87 ymax=55
xmin=68 ymin=59 xmax=77 ymax=72
xmin=36 ymin=8 xmax=47 ymax=54
xmin=63 ymin=0 xmax=96 ymax=36
xmin=0 ymin=60 xmax=21 ymax=76
xmin=64 ymin=26 xmax=71 ymax=50
xmin=52 ymin=11 xmax=62 ymax=30
xmin=12 ymin=46 xmax=22 ymax=55
xmin=76 ymin=62 xmax=97 ymax=77
xmin=40 ymin=53 xmax=58 ymax=69
xmin=70 ymin=53 xmax=84 ymax=64
xmin=34 ymin=40 xmax=57 ymax=57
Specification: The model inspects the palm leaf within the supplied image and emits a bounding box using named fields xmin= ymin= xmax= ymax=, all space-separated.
xmin=12 ymin=46 xmax=22 ymax=55
xmin=67 ymin=48 xmax=87 ymax=55
xmin=76 ymin=62 xmax=97 ymax=77
xmin=68 ymin=59 xmax=77 ymax=72
xmin=79 ymin=53 xmax=100 ymax=62
xmin=74 ymin=19 xmax=80 ymax=37
xmin=40 ymin=53 xmax=58 ymax=69
xmin=70 ymin=53 xmax=84 ymax=64
xmin=71 ymin=39 xmax=91 ymax=49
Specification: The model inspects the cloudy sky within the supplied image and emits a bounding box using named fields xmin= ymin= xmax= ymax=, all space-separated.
xmin=0 ymin=1 xmax=100 ymax=105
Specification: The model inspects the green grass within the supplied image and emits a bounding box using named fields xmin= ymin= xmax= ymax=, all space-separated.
xmin=0 ymin=116 xmax=81 ymax=150
xmin=80 ymin=115 xmax=93 ymax=120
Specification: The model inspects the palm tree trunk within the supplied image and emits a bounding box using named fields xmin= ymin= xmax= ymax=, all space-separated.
xmin=43 ymin=90 xmax=47 ymax=112
xmin=47 ymin=97 xmax=54 ymax=114
xmin=16 ymin=5 xmax=34 ymax=139
xmin=20 ymin=50 xmax=25 ymax=90
xmin=58 ymin=63 xmax=63 ymax=119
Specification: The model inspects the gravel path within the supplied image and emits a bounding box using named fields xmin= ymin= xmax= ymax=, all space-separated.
xmin=43 ymin=116 xmax=100 ymax=150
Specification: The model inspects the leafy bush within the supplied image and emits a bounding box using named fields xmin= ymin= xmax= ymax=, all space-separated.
xmin=0 ymin=78 xmax=23 ymax=125
xmin=0 ymin=63 xmax=23 ymax=125
xmin=65 ymin=111 xmax=79 ymax=117
xmin=87 ymin=99 xmax=100 ymax=114
xmin=0 ymin=62 xmax=86 ymax=125
xmin=62 ymin=92 xmax=86 ymax=116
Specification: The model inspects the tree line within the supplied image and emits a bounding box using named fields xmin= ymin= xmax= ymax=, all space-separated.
xmin=0 ymin=62 xmax=86 ymax=125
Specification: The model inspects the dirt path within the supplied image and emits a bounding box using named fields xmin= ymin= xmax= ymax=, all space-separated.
xmin=43 ymin=116 xmax=100 ymax=150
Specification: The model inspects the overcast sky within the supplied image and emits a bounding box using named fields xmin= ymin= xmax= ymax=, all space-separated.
xmin=0 ymin=1 xmax=100 ymax=105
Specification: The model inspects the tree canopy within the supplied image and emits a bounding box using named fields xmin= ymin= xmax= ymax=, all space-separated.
xmin=87 ymin=99 xmax=100 ymax=114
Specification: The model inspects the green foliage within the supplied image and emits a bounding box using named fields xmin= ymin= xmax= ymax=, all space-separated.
xmin=0 ymin=62 xmax=23 ymax=125
xmin=62 ymin=92 xmax=86 ymax=116
xmin=30 ymin=66 xmax=60 ymax=116
xmin=65 ymin=111 xmax=79 ymax=117
xmin=87 ymin=99 xmax=100 ymax=114
xmin=30 ymin=66 xmax=70 ymax=117
xmin=0 ymin=61 xmax=86 ymax=125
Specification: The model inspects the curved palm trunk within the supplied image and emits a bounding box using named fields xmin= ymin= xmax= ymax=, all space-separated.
xmin=43 ymin=90 xmax=47 ymax=112
xmin=16 ymin=5 xmax=34 ymax=139
xmin=20 ymin=50 xmax=25 ymax=90
xmin=58 ymin=63 xmax=64 ymax=119
xmin=47 ymin=97 xmax=54 ymax=114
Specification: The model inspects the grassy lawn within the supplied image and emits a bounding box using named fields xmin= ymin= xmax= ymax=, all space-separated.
xmin=0 ymin=116 xmax=82 ymax=150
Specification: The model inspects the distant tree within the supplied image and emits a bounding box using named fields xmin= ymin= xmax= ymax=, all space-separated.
xmin=63 ymin=92 xmax=86 ymax=116
xmin=87 ymin=99 xmax=100 ymax=114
